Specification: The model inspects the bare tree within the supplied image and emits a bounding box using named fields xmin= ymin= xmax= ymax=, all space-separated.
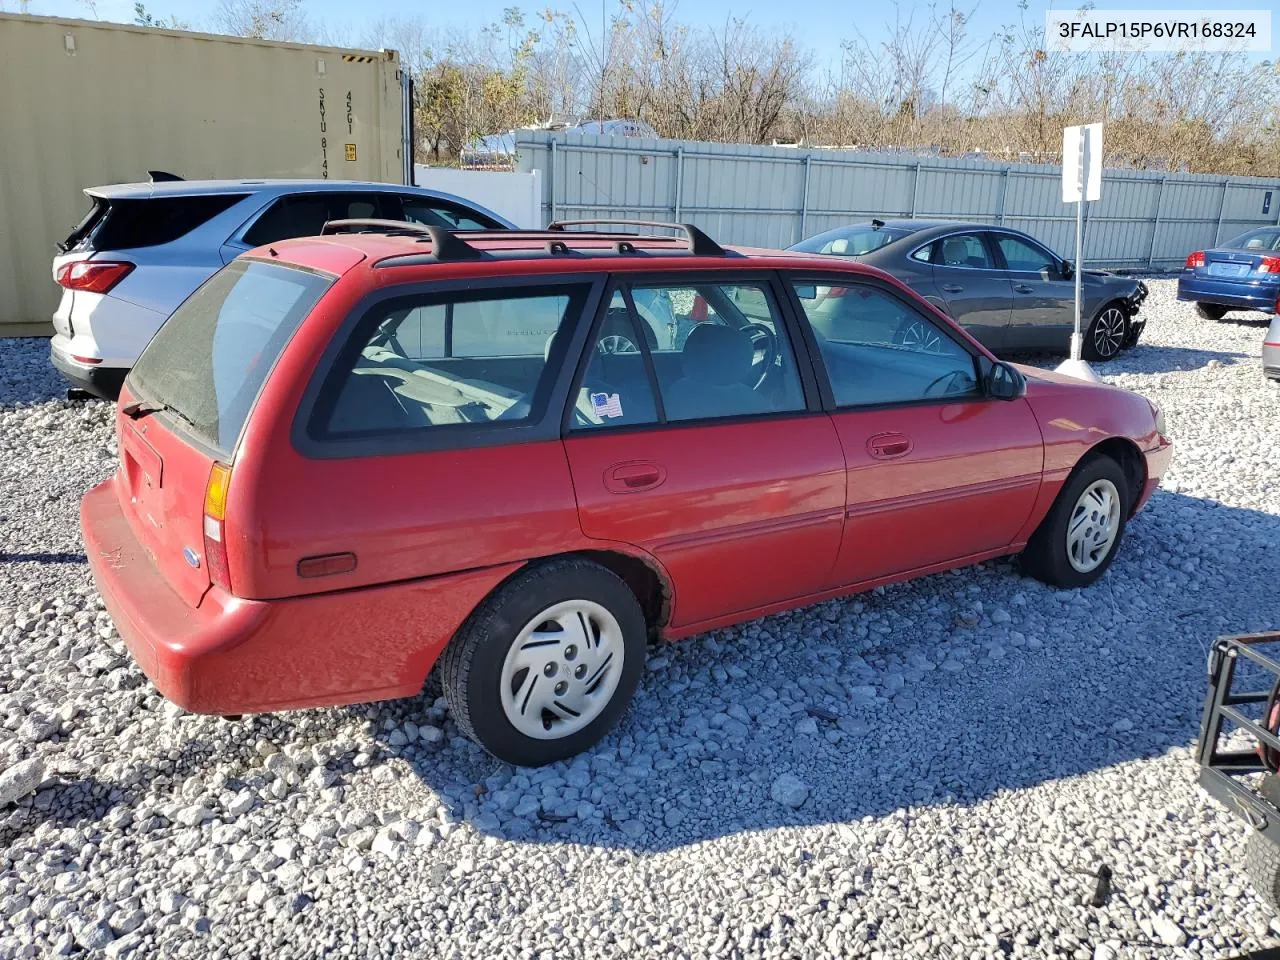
xmin=212 ymin=0 xmax=311 ymax=42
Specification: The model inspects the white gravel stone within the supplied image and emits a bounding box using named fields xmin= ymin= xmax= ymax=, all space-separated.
xmin=0 ymin=757 xmax=45 ymax=805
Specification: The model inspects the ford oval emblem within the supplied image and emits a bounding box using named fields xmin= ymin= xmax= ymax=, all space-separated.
xmin=183 ymin=546 xmax=201 ymax=569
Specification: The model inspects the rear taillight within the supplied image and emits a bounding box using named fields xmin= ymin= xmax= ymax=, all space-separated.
xmin=1185 ymin=251 xmax=1205 ymax=270
xmin=1258 ymin=256 xmax=1280 ymax=274
xmin=203 ymin=462 xmax=232 ymax=591
xmin=55 ymin=260 xmax=134 ymax=293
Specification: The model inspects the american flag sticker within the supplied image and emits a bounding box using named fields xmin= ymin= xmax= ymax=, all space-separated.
xmin=590 ymin=392 xmax=624 ymax=419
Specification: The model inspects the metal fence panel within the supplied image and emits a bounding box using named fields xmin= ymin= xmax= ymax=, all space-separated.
xmin=517 ymin=130 xmax=1280 ymax=268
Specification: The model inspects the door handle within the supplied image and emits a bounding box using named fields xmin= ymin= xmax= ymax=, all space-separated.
xmin=867 ymin=433 xmax=913 ymax=460
xmin=940 ymin=284 xmax=964 ymax=294
xmin=1013 ymin=284 xmax=1034 ymax=294
xmin=604 ymin=461 xmax=667 ymax=493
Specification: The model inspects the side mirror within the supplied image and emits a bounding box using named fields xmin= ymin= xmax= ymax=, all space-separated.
xmin=984 ymin=360 xmax=1024 ymax=401
xmin=1060 ymin=259 xmax=1074 ymax=280
xmin=792 ymin=284 xmax=817 ymax=300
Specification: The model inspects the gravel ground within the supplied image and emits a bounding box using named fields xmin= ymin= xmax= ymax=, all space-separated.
xmin=2 ymin=279 xmax=1279 ymax=959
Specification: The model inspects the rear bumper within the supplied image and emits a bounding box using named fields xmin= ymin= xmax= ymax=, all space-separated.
xmin=1264 ymin=340 xmax=1280 ymax=382
xmin=1177 ymin=275 xmax=1280 ymax=313
xmin=51 ymin=347 xmax=127 ymax=400
xmin=82 ymin=476 xmax=520 ymax=714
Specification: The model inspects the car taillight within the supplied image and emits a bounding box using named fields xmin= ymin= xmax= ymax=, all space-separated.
xmin=1258 ymin=256 xmax=1280 ymax=274
xmin=203 ymin=462 xmax=233 ymax=591
xmin=55 ymin=260 xmax=134 ymax=293
xmin=1185 ymin=251 xmax=1205 ymax=269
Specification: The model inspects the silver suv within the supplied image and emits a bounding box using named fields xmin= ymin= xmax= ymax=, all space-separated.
xmin=51 ymin=179 xmax=513 ymax=398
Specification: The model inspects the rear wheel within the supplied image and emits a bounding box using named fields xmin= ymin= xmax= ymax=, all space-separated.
xmin=439 ymin=557 xmax=646 ymax=766
xmin=1021 ymin=455 xmax=1129 ymax=588
xmin=1196 ymin=302 xmax=1228 ymax=322
xmin=1082 ymin=304 xmax=1128 ymax=361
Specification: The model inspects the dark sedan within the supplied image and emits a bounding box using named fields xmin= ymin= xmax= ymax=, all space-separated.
xmin=789 ymin=220 xmax=1149 ymax=361
xmin=1177 ymin=227 xmax=1280 ymax=321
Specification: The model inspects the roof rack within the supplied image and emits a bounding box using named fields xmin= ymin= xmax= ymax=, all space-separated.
xmin=322 ymin=218 xmax=729 ymax=266
xmin=320 ymin=219 xmax=483 ymax=261
xmin=548 ymin=220 xmax=726 ymax=257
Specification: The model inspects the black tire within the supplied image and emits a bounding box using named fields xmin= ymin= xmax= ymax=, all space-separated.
xmin=1021 ymin=455 xmax=1130 ymax=588
xmin=1246 ymin=831 xmax=1280 ymax=913
xmin=1196 ymin=302 xmax=1228 ymax=322
xmin=1082 ymin=303 xmax=1129 ymax=362
xmin=439 ymin=557 xmax=646 ymax=766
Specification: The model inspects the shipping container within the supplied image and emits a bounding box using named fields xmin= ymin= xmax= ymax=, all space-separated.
xmin=0 ymin=13 xmax=407 ymax=334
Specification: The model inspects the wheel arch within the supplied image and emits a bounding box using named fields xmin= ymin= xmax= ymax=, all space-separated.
xmin=1081 ymin=436 xmax=1147 ymax=516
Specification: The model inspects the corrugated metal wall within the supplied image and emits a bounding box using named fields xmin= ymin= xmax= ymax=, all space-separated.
xmin=516 ymin=131 xmax=1280 ymax=267
xmin=0 ymin=14 xmax=404 ymax=334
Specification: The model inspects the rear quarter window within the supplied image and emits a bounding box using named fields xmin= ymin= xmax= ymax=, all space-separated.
xmin=127 ymin=260 xmax=332 ymax=454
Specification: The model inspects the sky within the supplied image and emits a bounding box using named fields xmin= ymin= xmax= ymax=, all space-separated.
xmin=11 ymin=0 xmax=1275 ymax=70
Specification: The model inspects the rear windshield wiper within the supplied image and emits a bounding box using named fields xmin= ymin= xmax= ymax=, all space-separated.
xmin=121 ymin=399 xmax=195 ymax=429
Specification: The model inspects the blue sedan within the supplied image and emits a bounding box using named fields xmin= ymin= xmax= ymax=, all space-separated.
xmin=1178 ymin=227 xmax=1280 ymax=320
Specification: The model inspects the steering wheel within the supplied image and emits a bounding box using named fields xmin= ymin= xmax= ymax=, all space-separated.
xmin=922 ymin=369 xmax=972 ymax=398
xmin=894 ymin=318 xmax=946 ymax=354
xmin=741 ymin=323 xmax=778 ymax=389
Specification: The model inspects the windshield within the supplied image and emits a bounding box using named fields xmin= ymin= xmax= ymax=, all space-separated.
xmin=1224 ymin=228 xmax=1280 ymax=252
xmin=127 ymin=260 xmax=332 ymax=454
xmin=790 ymin=224 xmax=913 ymax=256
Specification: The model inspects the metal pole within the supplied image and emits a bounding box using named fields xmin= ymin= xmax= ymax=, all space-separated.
xmin=910 ymin=161 xmax=922 ymax=217
xmin=549 ymin=140 xmax=558 ymax=224
xmin=1214 ymin=180 xmax=1229 ymax=246
xmin=799 ymin=154 xmax=812 ymax=242
xmin=674 ymin=147 xmax=684 ymax=221
xmin=1147 ymin=177 xmax=1166 ymax=269
xmin=997 ymin=168 xmax=1009 ymax=224
xmin=400 ymin=70 xmax=414 ymax=186
xmin=1071 ymin=134 xmax=1085 ymax=361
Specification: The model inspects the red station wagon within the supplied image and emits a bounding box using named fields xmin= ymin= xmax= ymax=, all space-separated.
xmin=81 ymin=220 xmax=1173 ymax=766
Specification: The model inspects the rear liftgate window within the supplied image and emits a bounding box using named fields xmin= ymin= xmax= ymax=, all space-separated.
xmin=65 ymin=194 xmax=246 ymax=251
xmin=127 ymin=260 xmax=333 ymax=454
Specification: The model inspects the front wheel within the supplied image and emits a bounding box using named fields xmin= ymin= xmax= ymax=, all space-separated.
xmin=1082 ymin=304 xmax=1128 ymax=361
xmin=439 ymin=557 xmax=646 ymax=766
xmin=1021 ymin=455 xmax=1129 ymax=588
xmin=1196 ymin=302 xmax=1228 ymax=322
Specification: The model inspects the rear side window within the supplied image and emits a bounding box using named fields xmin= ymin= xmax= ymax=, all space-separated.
xmin=314 ymin=284 xmax=591 ymax=439
xmin=936 ymin=234 xmax=992 ymax=269
xmin=76 ymin=195 xmax=246 ymax=251
xmin=127 ymin=260 xmax=332 ymax=454
xmin=243 ymin=193 xmax=389 ymax=246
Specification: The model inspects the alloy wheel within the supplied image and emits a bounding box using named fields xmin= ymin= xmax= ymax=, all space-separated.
xmin=1092 ymin=307 xmax=1126 ymax=359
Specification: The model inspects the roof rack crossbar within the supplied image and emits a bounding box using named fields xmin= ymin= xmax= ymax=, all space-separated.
xmin=320 ymin=219 xmax=484 ymax=262
xmin=547 ymin=220 xmax=726 ymax=256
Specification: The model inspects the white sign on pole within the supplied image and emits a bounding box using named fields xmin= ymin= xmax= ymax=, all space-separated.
xmin=1062 ymin=122 xmax=1102 ymax=202
xmin=1057 ymin=122 xmax=1104 ymax=379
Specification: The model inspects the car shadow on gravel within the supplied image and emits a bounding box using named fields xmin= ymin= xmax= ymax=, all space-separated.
xmin=1004 ymin=346 xmax=1250 ymax=374
xmin=1115 ymin=344 xmax=1251 ymax=372
xmin=349 ymin=489 xmax=1280 ymax=852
